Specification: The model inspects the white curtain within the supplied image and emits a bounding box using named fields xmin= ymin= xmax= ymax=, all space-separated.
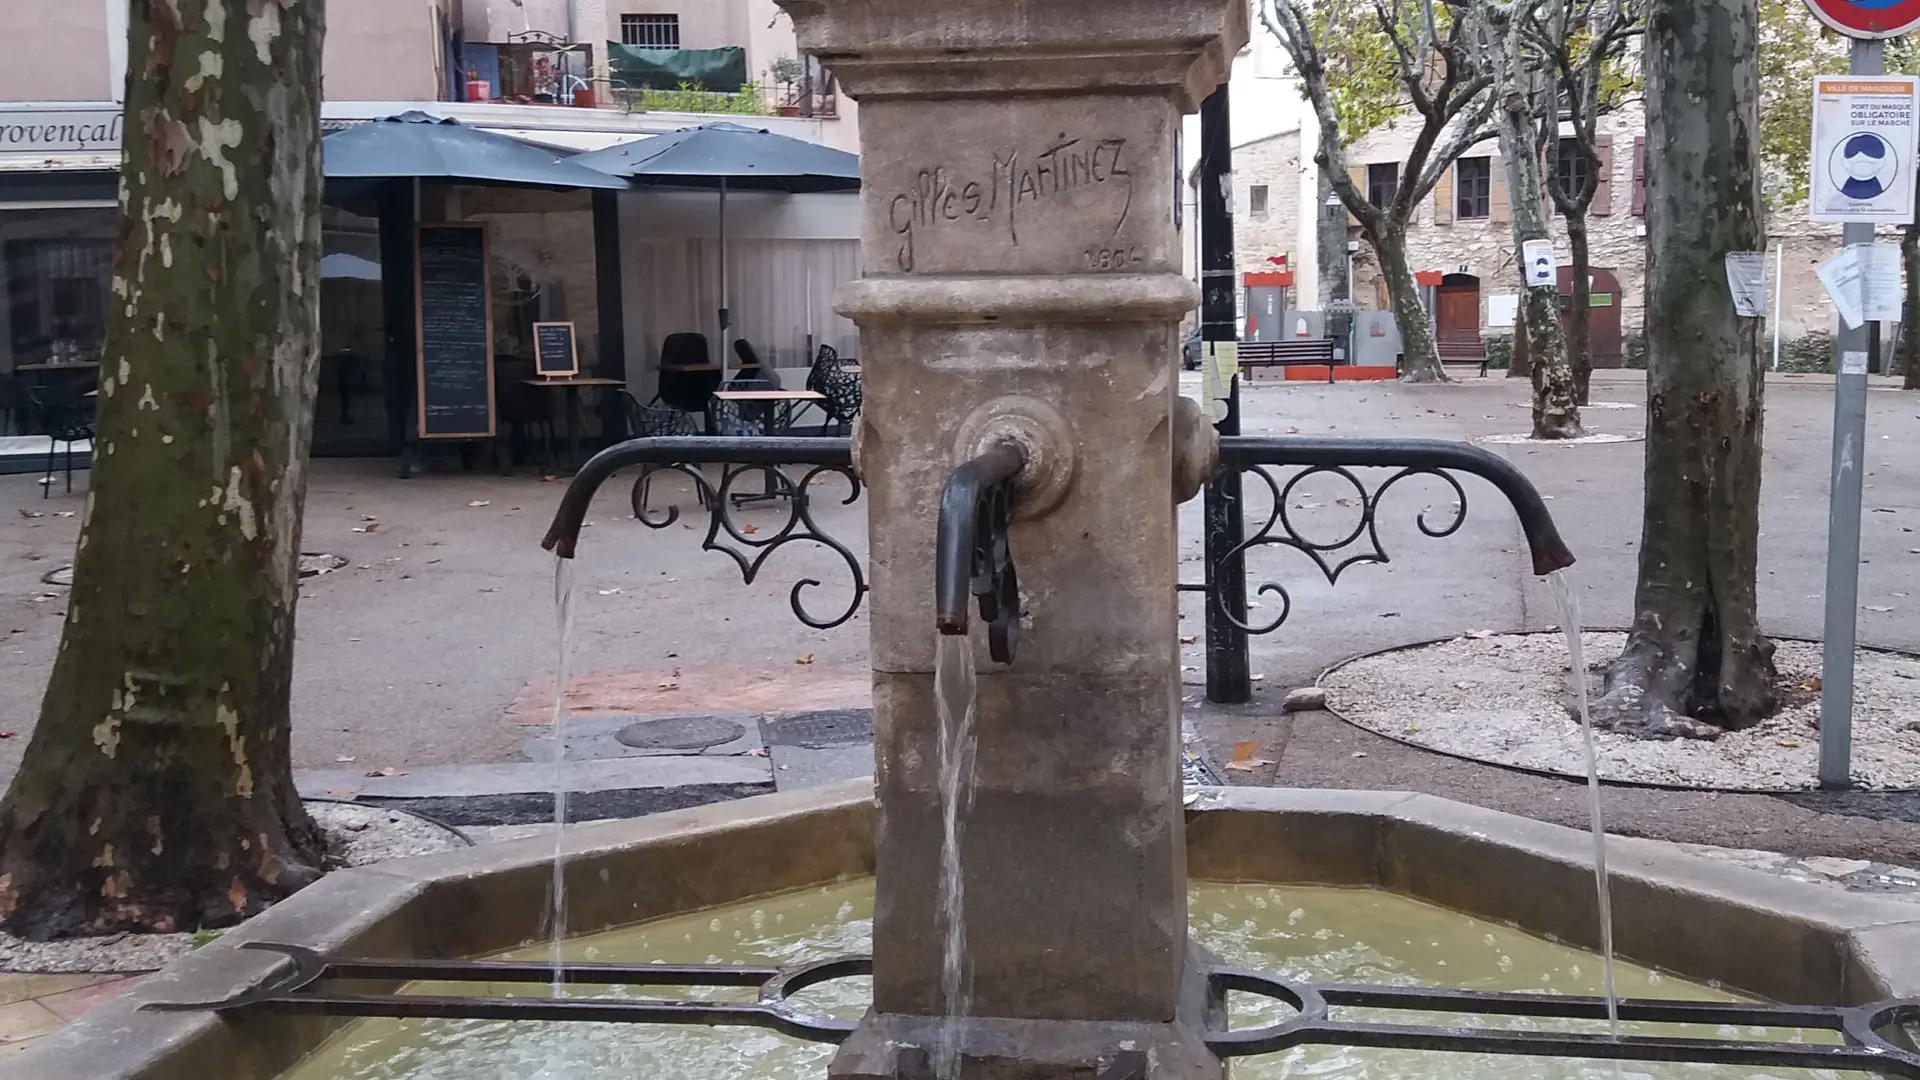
xmin=624 ymin=237 xmax=861 ymax=394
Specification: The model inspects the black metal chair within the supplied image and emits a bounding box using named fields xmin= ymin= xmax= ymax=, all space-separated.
xmin=654 ymin=333 xmax=721 ymax=428
xmin=622 ymin=390 xmax=704 ymax=518
xmin=27 ymin=384 xmax=95 ymax=497
xmin=494 ymin=357 xmax=556 ymax=467
xmin=710 ymin=397 xmax=795 ymax=505
xmin=814 ymin=361 xmax=861 ymax=437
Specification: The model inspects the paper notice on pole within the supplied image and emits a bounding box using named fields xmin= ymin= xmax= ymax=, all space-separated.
xmin=1841 ymin=350 xmax=1870 ymax=375
xmin=1724 ymin=251 xmax=1768 ymax=316
xmin=1817 ymin=245 xmax=1867 ymax=328
xmin=1817 ymin=243 xmax=1904 ymax=328
xmin=1522 ymin=239 xmax=1556 ymax=287
xmin=1862 ymin=243 xmax=1903 ymax=322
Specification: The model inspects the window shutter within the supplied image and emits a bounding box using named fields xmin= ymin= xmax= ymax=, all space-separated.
xmin=1347 ymin=164 xmax=1366 ymax=226
xmin=1433 ymin=164 xmax=1454 ymax=225
xmin=1490 ymin=157 xmax=1510 ymax=224
xmin=1592 ymin=135 xmax=1614 ymax=216
xmin=1631 ymin=136 xmax=1646 ymax=216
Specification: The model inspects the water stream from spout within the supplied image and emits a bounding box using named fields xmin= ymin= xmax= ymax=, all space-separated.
xmin=549 ymin=556 xmax=577 ymax=1000
xmin=933 ymin=632 xmax=980 ymax=1080
xmin=1546 ymin=569 xmax=1619 ymax=1040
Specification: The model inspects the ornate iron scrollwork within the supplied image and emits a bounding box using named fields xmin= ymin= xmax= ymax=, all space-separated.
xmin=1197 ymin=437 xmax=1575 ymax=637
xmin=542 ymin=436 xmax=867 ymax=631
xmin=631 ymin=461 xmax=868 ymax=630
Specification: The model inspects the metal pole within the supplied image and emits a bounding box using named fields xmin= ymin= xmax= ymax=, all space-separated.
xmin=1198 ymin=82 xmax=1251 ymax=704
xmin=1819 ymin=36 xmax=1881 ymax=790
xmin=717 ymin=177 xmax=730 ymax=373
xmin=1771 ymin=243 xmax=1784 ymax=371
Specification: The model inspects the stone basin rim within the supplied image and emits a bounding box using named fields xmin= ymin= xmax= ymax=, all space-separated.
xmin=12 ymin=780 xmax=1920 ymax=1080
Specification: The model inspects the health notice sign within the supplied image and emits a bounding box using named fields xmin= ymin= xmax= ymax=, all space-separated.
xmin=1811 ymin=75 xmax=1920 ymax=224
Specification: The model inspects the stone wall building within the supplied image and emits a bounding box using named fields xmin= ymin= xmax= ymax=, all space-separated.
xmin=1232 ymin=101 xmax=1853 ymax=367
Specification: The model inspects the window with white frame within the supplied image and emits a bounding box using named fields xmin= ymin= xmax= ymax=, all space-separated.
xmin=620 ymin=14 xmax=680 ymax=48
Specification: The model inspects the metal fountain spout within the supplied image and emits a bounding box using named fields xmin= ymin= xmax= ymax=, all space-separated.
xmin=933 ymin=440 xmax=1026 ymax=663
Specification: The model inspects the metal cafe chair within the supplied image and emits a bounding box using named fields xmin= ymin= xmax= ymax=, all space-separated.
xmin=27 ymin=383 xmax=96 ymax=497
xmin=621 ymin=389 xmax=704 ymax=518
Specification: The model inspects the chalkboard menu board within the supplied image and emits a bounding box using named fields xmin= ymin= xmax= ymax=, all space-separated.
xmin=414 ymin=224 xmax=496 ymax=439
xmin=533 ymin=321 xmax=579 ymax=377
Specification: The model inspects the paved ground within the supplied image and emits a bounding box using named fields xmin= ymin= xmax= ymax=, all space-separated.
xmin=8 ymin=370 xmax=1920 ymax=866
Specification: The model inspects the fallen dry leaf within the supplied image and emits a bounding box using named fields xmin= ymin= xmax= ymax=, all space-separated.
xmin=1179 ymin=635 xmax=1197 ymax=645
xmin=52 ymin=511 xmax=74 ymax=518
xmin=795 ymin=654 xmax=815 ymax=665
xmin=336 ymin=756 xmax=356 ymax=763
xmin=365 ymin=767 xmax=406 ymax=778
xmin=746 ymin=747 xmax=770 ymax=757
xmin=16 ymin=509 xmax=42 ymax=519
xmin=656 ymin=680 xmax=681 ymax=691
xmin=31 ymin=593 xmax=58 ymax=602
xmin=326 ymin=789 xmax=357 ymax=798
xmin=742 ymin=523 xmax=760 ymax=535
xmin=468 ymin=500 xmax=491 ymax=507
xmin=1224 ymin=741 xmax=1273 ymax=772
xmin=1867 ymin=605 xmax=1895 ymax=612
xmin=598 ymin=588 xmax=622 ymax=596
xmin=1286 ymin=426 xmax=1302 ymax=434
xmin=351 ymin=523 xmax=379 ymax=533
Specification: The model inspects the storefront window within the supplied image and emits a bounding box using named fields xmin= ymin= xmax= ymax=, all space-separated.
xmin=314 ymin=205 xmax=392 ymax=456
xmin=1 ymin=206 xmax=114 ymax=437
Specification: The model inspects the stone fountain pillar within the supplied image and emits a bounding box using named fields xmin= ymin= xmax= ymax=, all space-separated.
xmin=775 ymin=3 xmax=1245 ymax=1077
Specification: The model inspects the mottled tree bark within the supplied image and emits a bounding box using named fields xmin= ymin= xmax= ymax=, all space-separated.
xmin=1566 ymin=216 xmax=1594 ymax=404
xmin=1491 ymin=8 xmax=1582 ymax=439
xmin=0 ymin=0 xmax=327 ymax=937
xmin=1370 ymin=223 xmax=1447 ymax=382
xmin=1592 ymin=0 xmax=1774 ymax=739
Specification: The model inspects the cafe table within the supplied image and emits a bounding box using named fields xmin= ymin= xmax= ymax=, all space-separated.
xmin=522 ymin=376 xmax=625 ymax=471
xmin=711 ymin=388 xmax=826 ymax=502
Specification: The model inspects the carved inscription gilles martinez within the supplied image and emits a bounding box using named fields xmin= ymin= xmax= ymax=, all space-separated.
xmin=887 ymin=135 xmax=1134 ymax=272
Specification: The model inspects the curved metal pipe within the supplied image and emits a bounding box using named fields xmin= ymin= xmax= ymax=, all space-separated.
xmin=540 ymin=437 xmax=852 ymax=559
xmin=1215 ymin=436 xmax=1576 ymax=576
xmin=935 ymin=441 xmax=1026 ymax=636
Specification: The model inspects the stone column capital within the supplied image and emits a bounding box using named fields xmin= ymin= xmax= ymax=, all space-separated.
xmin=779 ymin=0 xmax=1248 ymax=110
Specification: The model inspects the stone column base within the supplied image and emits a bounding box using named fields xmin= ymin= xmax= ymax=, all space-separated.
xmin=829 ymin=944 xmax=1224 ymax=1080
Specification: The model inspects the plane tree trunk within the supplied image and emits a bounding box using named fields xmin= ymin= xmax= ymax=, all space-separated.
xmin=0 ymin=0 xmax=328 ymax=937
xmin=1592 ymin=0 xmax=1775 ymax=739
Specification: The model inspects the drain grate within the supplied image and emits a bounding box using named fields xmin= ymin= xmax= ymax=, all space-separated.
xmin=615 ymin=716 xmax=748 ymax=751
xmin=762 ymin=709 xmax=873 ymax=748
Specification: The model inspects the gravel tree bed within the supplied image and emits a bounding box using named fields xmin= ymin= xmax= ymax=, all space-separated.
xmin=0 ymin=801 xmax=468 ymax=973
xmin=1319 ymin=632 xmax=1920 ymax=791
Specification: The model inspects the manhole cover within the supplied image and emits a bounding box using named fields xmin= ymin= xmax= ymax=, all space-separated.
xmin=615 ymin=716 xmax=747 ymax=751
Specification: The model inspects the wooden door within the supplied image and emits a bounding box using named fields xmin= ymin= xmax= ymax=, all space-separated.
xmin=1436 ymin=288 xmax=1479 ymax=336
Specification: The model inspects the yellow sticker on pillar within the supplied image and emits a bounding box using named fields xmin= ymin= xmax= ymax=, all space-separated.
xmin=1201 ymin=341 xmax=1239 ymax=424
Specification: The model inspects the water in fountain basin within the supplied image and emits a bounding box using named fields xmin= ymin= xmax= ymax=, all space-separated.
xmin=548 ymin=556 xmax=577 ymax=1000
xmin=933 ymin=632 xmax=979 ymax=1080
xmin=284 ymin=880 xmax=1833 ymax=1080
xmin=1547 ymin=568 xmax=1621 ymax=1041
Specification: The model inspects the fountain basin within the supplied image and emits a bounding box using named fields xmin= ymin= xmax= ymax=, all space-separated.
xmin=13 ymin=782 xmax=1920 ymax=1080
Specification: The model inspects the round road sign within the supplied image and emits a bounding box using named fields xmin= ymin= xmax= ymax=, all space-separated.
xmin=1804 ymin=0 xmax=1920 ymax=38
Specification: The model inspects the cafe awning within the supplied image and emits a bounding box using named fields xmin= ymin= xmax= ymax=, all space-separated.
xmin=322 ymin=111 xmax=630 ymax=190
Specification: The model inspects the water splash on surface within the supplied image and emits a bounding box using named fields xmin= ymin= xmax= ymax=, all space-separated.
xmin=549 ymin=556 xmax=577 ymax=1000
xmin=1546 ymin=568 xmax=1619 ymax=1041
xmin=934 ymin=632 xmax=979 ymax=1080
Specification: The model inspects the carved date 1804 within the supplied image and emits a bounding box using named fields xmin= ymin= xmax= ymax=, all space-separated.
xmin=887 ymin=135 xmax=1134 ymax=272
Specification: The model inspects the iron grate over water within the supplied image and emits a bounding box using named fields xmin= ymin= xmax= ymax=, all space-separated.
xmin=761 ymin=708 xmax=875 ymax=748
xmin=147 ymin=943 xmax=1920 ymax=1076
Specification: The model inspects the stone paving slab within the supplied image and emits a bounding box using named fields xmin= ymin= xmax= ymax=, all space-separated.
xmin=296 ymin=754 xmax=772 ymax=800
xmin=770 ymin=743 xmax=874 ymax=790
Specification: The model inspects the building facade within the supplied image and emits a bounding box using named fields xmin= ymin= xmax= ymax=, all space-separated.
xmin=1232 ymin=100 xmax=1851 ymax=365
xmin=0 ymin=0 xmax=861 ymax=460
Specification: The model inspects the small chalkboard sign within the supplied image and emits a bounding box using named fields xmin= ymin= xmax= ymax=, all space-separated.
xmin=532 ymin=321 xmax=579 ymax=378
xmin=414 ymin=224 xmax=496 ymax=439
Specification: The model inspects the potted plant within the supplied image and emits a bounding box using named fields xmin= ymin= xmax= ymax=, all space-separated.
xmin=771 ymin=55 xmax=804 ymax=116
